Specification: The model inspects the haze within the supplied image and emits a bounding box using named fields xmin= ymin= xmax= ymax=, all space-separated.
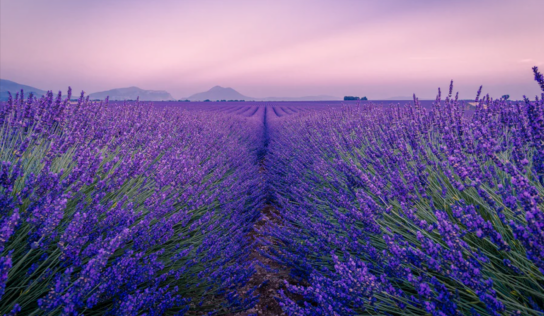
xmin=1 ymin=0 xmax=543 ymax=100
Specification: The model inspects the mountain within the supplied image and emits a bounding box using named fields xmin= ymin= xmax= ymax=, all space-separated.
xmin=186 ymin=86 xmax=340 ymax=101
xmin=88 ymin=86 xmax=174 ymax=101
xmin=187 ymin=86 xmax=254 ymax=101
xmin=0 ymin=81 xmax=341 ymax=102
xmin=0 ymin=79 xmax=47 ymax=101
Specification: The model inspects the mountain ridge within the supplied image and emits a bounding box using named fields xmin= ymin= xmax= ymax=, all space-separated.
xmin=185 ymin=86 xmax=340 ymax=101
xmin=0 ymin=79 xmax=47 ymax=100
xmin=186 ymin=86 xmax=255 ymax=101
xmin=1 ymin=80 xmax=344 ymax=102
xmin=89 ymin=86 xmax=174 ymax=101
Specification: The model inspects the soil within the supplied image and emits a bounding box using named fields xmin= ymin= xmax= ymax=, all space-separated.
xmin=230 ymin=107 xmax=299 ymax=316
xmin=231 ymin=205 xmax=290 ymax=316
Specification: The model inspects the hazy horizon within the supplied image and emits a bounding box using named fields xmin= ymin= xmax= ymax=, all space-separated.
xmin=1 ymin=0 xmax=543 ymax=100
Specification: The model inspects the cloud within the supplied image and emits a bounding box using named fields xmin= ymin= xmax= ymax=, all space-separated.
xmin=518 ymin=59 xmax=543 ymax=65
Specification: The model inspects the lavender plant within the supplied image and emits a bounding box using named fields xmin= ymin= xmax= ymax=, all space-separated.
xmin=0 ymin=90 xmax=264 ymax=315
xmin=265 ymin=78 xmax=544 ymax=315
xmin=2 ymin=68 xmax=543 ymax=316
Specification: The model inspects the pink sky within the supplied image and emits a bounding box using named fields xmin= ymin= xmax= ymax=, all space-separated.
xmin=1 ymin=0 xmax=543 ymax=99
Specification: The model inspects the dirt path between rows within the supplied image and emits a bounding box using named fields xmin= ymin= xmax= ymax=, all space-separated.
xmin=232 ymin=106 xmax=291 ymax=315
xmin=232 ymin=205 xmax=289 ymax=316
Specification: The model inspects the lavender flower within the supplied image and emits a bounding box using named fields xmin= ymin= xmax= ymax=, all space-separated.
xmin=533 ymin=66 xmax=544 ymax=92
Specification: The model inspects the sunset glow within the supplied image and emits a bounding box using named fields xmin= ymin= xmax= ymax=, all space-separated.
xmin=1 ymin=0 xmax=543 ymax=99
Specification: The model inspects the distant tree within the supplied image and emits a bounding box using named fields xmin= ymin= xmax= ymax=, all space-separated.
xmin=241 ymin=100 xmax=245 ymax=102
xmin=221 ymin=100 xmax=226 ymax=102
xmin=204 ymin=99 xmax=210 ymax=102
xmin=344 ymin=96 xmax=360 ymax=100
xmin=361 ymin=96 xmax=368 ymax=101
xmin=501 ymin=94 xmax=510 ymax=100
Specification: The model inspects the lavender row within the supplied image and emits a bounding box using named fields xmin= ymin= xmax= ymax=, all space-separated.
xmin=265 ymin=79 xmax=544 ymax=315
xmin=0 ymin=90 xmax=265 ymax=315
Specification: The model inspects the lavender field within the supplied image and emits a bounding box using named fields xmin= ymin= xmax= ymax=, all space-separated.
xmin=1 ymin=69 xmax=544 ymax=316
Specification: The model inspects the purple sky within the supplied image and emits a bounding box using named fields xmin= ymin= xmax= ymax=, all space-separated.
xmin=1 ymin=0 xmax=543 ymax=99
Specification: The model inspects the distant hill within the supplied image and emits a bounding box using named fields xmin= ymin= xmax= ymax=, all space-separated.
xmin=0 ymin=79 xmax=47 ymax=101
xmin=187 ymin=86 xmax=254 ymax=101
xmin=0 ymin=81 xmax=341 ymax=102
xmin=89 ymin=86 xmax=174 ymax=101
xmin=186 ymin=86 xmax=340 ymax=101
